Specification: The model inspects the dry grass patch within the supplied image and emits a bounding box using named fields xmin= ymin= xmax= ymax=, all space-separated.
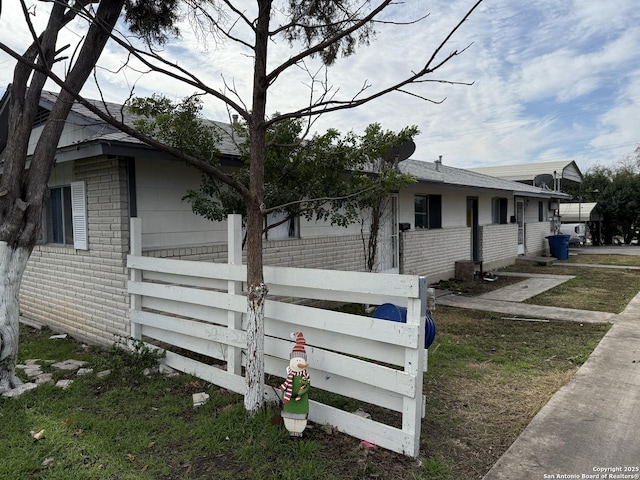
xmin=425 ymin=367 xmax=576 ymax=479
xmin=421 ymin=307 xmax=609 ymax=479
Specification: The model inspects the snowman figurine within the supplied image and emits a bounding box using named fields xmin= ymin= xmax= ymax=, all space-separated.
xmin=278 ymin=331 xmax=311 ymax=437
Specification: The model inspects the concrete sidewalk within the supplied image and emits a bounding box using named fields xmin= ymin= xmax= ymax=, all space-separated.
xmin=434 ymin=258 xmax=640 ymax=478
xmin=437 ymin=273 xmax=616 ymax=323
xmin=438 ymin=294 xmax=616 ymax=323
xmin=482 ymin=290 xmax=640 ymax=479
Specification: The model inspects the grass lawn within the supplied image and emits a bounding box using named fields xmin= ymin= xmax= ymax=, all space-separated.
xmin=563 ymin=253 xmax=640 ymax=267
xmin=3 ymin=252 xmax=632 ymax=479
xmin=501 ymin=260 xmax=640 ymax=313
xmin=2 ymin=311 xmax=609 ymax=480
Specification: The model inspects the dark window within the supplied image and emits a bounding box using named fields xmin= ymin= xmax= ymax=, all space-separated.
xmin=492 ymin=198 xmax=508 ymax=224
xmin=32 ymin=106 xmax=51 ymax=128
xmin=538 ymin=201 xmax=544 ymax=222
xmin=414 ymin=195 xmax=442 ymax=229
xmin=45 ymin=186 xmax=73 ymax=245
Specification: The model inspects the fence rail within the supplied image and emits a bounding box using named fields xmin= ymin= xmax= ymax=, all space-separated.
xmin=128 ymin=217 xmax=427 ymax=457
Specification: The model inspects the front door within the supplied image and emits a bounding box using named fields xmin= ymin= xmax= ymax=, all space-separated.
xmin=516 ymin=200 xmax=525 ymax=255
xmin=378 ymin=194 xmax=399 ymax=273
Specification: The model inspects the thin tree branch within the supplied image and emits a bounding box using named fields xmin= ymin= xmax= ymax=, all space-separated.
xmin=262 ymin=185 xmax=377 ymax=215
xmin=267 ymin=0 xmax=393 ymax=84
xmin=266 ymin=0 xmax=484 ymax=127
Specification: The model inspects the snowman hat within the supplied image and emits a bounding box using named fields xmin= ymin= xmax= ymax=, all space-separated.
xmin=290 ymin=331 xmax=307 ymax=360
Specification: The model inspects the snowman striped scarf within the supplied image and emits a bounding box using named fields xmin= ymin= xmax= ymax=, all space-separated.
xmin=279 ymin=367 xmax=309 ymax=404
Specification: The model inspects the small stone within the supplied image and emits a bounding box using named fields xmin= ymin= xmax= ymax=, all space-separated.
xmin=96 ymin=370 xmax=111 ymax=378
xmin=51 ymin=360 xmax=88 ymax=371
xmin=2 ymin=382 xmax=38 ymax=398
xmin=25 ymin=359 xmax=41 ymax=365
xmin=49 ymin=334 xmax=68 ymax=340
xmin=192 ymin=392 xmax=210 ymax=407
xmin=76 ymin=368 xmax=94 ymax=376
xmin=55 ymin=379 xmax=73 ymax=390
xmin=24 ymin=367 xmax=44 ymax=378
xmin=159 ymin=364 xmax=177 ymax=375
xmin=353 ymin=408 xmax=371 ymax=419
xmin=36 ymin=373 xmax=53 ymax=385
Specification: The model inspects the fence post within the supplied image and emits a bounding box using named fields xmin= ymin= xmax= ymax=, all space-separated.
xmin=129 ymin=217 xmax=142 ymax=341
xmin=402 ymin=276 xmax=426 ymax=457
xmin=227 ymin=214 xmax=243 ymax=375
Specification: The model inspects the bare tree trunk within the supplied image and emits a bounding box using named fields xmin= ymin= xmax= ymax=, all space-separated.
xmin=243 ymin=0 xmax=271 ymax=413
xmin=0 ymin=0 xmax=125 ymax=391
xmin=367 ymin=203 xmax=382 ymax=272
xmin=0 ymin=243 xmax=30 ymax=392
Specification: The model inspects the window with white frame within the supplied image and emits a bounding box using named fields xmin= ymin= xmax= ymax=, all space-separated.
xmin=492 ymin=197 xmax=508 ymax=224
xmin=45 ymin=186 xmax=73 ymax=245
xmin=43 ymin=181 xmax=88 ymax=249
xmin=414 ymin=194 xmax=442 ymax=229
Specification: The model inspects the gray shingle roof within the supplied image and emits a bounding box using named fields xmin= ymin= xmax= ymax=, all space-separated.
xmin=399 ymin=159 xmax=571 ymax=198
xmin=39 ymin=91 xmax=241 ymax=157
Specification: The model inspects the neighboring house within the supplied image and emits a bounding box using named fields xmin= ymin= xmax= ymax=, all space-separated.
xmin=468 ymin=160 xmax=583 ymax=191
xmin=1 ymin=91 xmax=570 ymax=346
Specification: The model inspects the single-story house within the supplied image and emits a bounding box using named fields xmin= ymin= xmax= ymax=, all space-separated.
xmin=1 ymin=90 xmax=570 ymax=346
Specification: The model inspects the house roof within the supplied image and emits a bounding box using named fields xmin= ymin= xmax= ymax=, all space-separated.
xmin=0 ymin=89 xmax=573 ymax=202
xmin=467 ymin=160 xmax=583 ymax=186
xmin=0 ymin=89 xmax=241 ymax=164
xmin=558 ymin=202 xmax=601 ymax=222
xmin=40 ymin=90 xmax=241 ymax=158
xmin=399 ymin=159 xmax=571 ymax=199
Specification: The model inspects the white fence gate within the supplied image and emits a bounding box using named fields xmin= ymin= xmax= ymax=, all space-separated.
xmin=128 ymin=217 xmax=427 ymax=457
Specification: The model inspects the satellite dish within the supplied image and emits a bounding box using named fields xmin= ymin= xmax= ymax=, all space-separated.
xmin=384 ymin=140 xmax=416 ymax=163
xmin=534 ymin=174 xmax=554 ymax=189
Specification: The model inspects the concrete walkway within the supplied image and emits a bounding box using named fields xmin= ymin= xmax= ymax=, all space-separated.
xmin=435 ymin=249 xmax=640 ymax=479
xmin=437 ymin=272 xmax=616 ymax=323
xmin=482 ymin=290 xmax=640 ymax=479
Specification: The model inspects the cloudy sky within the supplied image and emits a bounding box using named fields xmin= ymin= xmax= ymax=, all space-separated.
xmin=1 ymin=1 xmax=639 ymax=172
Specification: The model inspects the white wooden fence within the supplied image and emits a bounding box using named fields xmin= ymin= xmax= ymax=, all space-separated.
xmin=128 ymin=217 xmax=427 ymax=457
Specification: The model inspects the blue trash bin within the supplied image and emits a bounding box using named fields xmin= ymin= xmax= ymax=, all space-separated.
xmin=373 ymin=303 xmax=436 ymax=348
xmin=546 ymin=234 xmax=570 ymax=260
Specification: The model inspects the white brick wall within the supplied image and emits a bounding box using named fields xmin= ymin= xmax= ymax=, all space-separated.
xmin=525 ymin=222 xmax=553 ymax=256
xmin=144 ymin=234 xmax=368 ymax=272
xmin=20 ymin=157 xmax=131 ymax=345
xmin=479 ymin=224 xmax=518 ymax=270
xmin=400 ymin=227 xmax=472 ymax=283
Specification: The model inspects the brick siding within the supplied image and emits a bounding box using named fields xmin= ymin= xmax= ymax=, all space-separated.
xmin=525 ymin=222 xmax=553 ymax=256
xmin=400 ymin=227 xmax=472 ymax=283
xmin=20 ymin=157 xmax=131 ymax=345
xmin=144 ymin=235 xmax=367 ymax=272
xmin=479 ymin=223 xmax=518 ymax=270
